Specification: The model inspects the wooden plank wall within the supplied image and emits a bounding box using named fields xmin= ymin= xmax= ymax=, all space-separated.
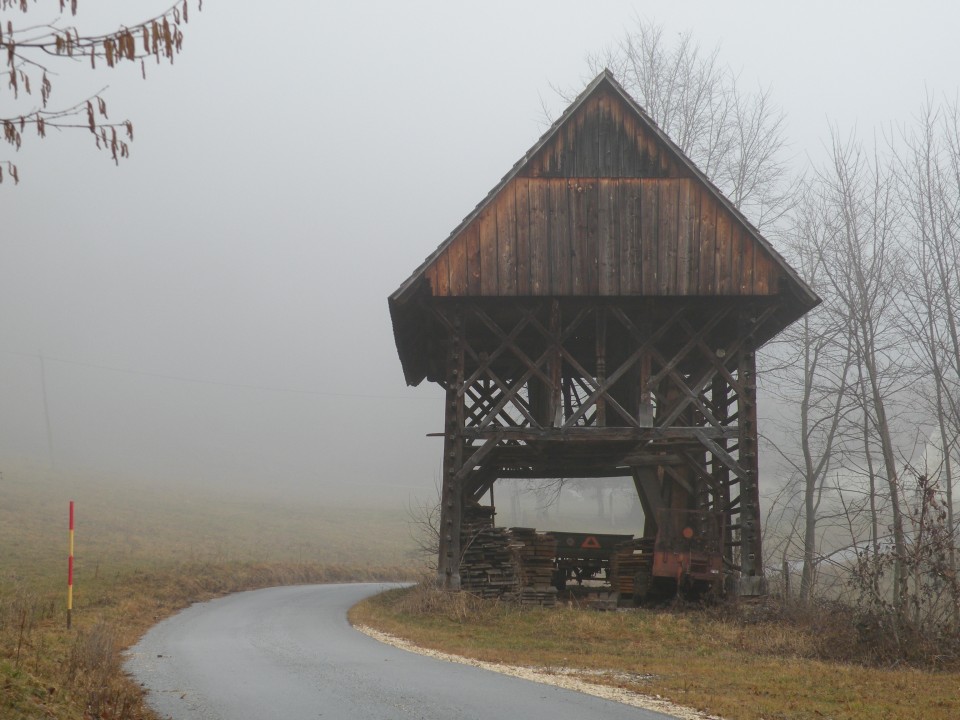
xmin=424 ymin=178 xmax=781 ymax=298
xmin=524 ymin=88 xmax=684 ymax=179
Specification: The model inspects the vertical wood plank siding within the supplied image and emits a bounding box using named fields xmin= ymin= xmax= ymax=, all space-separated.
xmin=658 ymin=179 xmax=678 ymax=295
xmin=498 ymin=185 xmax=518 ymax=296
xmin=640 ymin=180 xmax=658 ymax=293
xmin=525 ymin=85 xmax=686 ymax=180
xmin=699 ymin=187 xmax=717 ymax=294
xmin=550 ymin=181 xmax=571 ymax=295
xmin=429 ymin=177 xmax=781 ymax=298
xmin=448 ymin=233 xmax=468 ymax=296
xmin=715 ymin=206 xmax=731 ymax=295
xmin=597 ymin=93 xmax=616 ymax=177
xmin=619 ymin=180 xmax=640 ymax=294
xmin=598 ymin=178 xmax=618 ymax=295
xmin=436 ymin=247 xmax=450 ymax=297
xmin=676 ymin=180 xmax=690 ymax=295
xmin=740 ymin=226 xmax=755 ymax=294
xmin=421 ymin=82 xmax=784 ymax=299
xmin=479 ymin=207 xmax=498 ymax=295
xmin=515 ymin=178 xmax=531 ymax=295
xmin=570 ymin=182 xmax=585 ymax=296
xmin=465 ymin=220 xmax=482 ymax=295
xmin=529 ymin=182 xmax=549 ymax=294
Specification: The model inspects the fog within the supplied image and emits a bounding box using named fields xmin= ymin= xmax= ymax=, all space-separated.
xmin=2 ymin=1 xmax=958 ymax=509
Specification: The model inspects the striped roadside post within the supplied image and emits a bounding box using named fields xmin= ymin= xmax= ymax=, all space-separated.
xmin=67 ymin=500 xmax=74 ymax=629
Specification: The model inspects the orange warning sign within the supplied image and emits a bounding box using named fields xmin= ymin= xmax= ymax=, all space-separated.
xmin=580 ymin=535 xmax=601 ymax=549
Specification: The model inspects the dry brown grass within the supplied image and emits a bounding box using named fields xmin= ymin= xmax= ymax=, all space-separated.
xmin=351 ymin=584 xmax=960 ymax=720
xmin=1 ymin=463 xmax=420 ymax=720
xmin=2 ymin=562 xmax=414 ymax=720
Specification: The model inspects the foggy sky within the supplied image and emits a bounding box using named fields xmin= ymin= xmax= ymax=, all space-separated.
xmin=2 ymin=1 xmax=958 ymax=505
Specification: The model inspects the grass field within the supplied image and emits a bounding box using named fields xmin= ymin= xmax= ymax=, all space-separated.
xmin=7 ymin=460 xmax=960 ymax=720
xmin=351 ymin=584 xmax=960 ymax=720
xmin=0 ymin=461 xmax=418 ymax=720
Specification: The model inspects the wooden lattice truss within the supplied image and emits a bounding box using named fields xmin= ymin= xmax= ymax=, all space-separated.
xmin=433 ymin=297 xmax=774 ymax=595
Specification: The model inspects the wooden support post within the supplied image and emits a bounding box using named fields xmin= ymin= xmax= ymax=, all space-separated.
xmin=711 ymin=373 xmax=733 ymax=565
xmin=737 ymin=333 xmax=764 ymax=595
xmin=437 ymin=308 xmax=465 ymax=589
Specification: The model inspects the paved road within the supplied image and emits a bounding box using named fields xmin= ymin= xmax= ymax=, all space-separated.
xmin=125 ymin=583 xmax=676 ymax=720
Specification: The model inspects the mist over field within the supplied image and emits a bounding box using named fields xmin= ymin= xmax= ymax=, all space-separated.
xmin=1 ymin=461 xmax=419 ymax=582
xmin=3 ymin=1 xmax=960 ymax=552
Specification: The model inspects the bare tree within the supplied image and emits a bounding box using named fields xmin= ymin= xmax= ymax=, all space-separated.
xmin=407 ymin=492 xmax=441 ymax=572
xmin=765 ymin=185 xmax=855 ymax=603
xmin=585 ymin=19 xmax=793 ymax=230
xmin=1 ymin=0 xmax=198 ymax=183
xmin=892 ymin=96 xmax=960 ymax=588
xmin=812 ymin=128 xmax=910 ymax=613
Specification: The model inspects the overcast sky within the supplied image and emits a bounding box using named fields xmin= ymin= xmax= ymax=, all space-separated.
xmin=2 ymin=1 xmax=959 ymax=505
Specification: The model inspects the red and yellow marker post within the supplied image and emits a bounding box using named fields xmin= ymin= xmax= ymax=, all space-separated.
xmin=67 ymin=500 xmax=74 ymax=629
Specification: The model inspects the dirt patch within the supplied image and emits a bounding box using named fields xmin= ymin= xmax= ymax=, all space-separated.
xmin=353 ymin=623 xmax=724 ymax=720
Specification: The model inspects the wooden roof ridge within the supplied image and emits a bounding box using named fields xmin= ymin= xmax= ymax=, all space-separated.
xmin=390 ymin=69 xmax=818 ymax=308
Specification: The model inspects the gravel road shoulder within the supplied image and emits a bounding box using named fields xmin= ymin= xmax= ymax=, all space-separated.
xmin=353 ymin=623 xmax=724 ymax=720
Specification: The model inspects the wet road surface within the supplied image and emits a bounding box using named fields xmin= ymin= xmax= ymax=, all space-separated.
xmin=125 ymin=583 xmax=676 ymax=720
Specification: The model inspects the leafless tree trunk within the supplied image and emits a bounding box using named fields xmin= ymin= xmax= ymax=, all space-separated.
xmin=893 ymin=97 xmax=960 ymax=592
xmin=812 ymin=128 xmax=909 ymax=613
xmin=854 ymin=362 xmax=882 ymax=599
xmin=766 ymin=185 xmax=855 ymax=604
xmin=407 ymin=492 xmax=441 ymax=571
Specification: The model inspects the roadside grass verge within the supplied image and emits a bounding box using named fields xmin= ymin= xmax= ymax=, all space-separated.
xmin=1 ymin=462 xmax=420 ymax=719
xmin=2 ymin=561 xmax=414 ymax=720
xmin=350 ymin=583 xmax=960 ymax=720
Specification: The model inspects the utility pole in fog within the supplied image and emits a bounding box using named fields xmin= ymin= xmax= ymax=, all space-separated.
xmin=39 ymin=351 xmax=55 ymax=468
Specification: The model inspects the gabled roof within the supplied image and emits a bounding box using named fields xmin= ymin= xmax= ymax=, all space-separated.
xmin=390 ymin=70 xmax=817 ymax=307
xmin=389 ymin=70 xmax=820 ymax=385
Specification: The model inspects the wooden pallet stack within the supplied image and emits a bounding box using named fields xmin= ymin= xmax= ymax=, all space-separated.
xmin=457 ymin=512 xmax=562 ymax=606
xmin=610 ymin=538 xmax=653 ymax=598
xmin=459 ymin=505 xmax=519 ymax=598
xmin=507 ymin=527 xmax=558 ymax=607
xmin=460 ymin=503 xmax=495 ymax=538
xmin=460 ymin=527 xmax=519 ymax=597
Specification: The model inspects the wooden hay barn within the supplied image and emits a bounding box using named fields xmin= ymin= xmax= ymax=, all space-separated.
xmin=389 ymin=70 xmax=819 ymax=597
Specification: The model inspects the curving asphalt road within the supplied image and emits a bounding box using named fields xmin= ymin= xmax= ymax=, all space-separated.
xmin=125 ymin=583 xmax=676 ymax=720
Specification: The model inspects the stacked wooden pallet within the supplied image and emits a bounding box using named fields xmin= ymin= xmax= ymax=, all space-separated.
xmin=610 ymin=538 xmax=654 ymax=598
xmin=460 ymin=506 xmax=519 ymax=598
xmin=461 ymin=503 xmax=495 ymax=538
xmin=459 ymin=527 xmax=519 ymax=598
xmin=457 ymin=514 xmax=561 ymax=606
xmin=507 ymin=527 xmax=558 ymax=607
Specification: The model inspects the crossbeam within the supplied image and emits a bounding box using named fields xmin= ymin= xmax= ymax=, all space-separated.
xmin=430 ymin=297 xmax=772 ymax=596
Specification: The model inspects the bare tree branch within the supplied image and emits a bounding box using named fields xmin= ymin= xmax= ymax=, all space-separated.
xmin=0 ymin=0 xmax=199 ymax=182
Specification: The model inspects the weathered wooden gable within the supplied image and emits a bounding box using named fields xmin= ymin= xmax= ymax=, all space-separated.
xmin=390 ymin=71 xmax=819 ymax=386
xmin=420 ymin=78 xmax=786 ymax=300
xmin=523 ymin=84 xmax=686 ymax=179
xmin=424 ymin=176 xmax=783 ymax=298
